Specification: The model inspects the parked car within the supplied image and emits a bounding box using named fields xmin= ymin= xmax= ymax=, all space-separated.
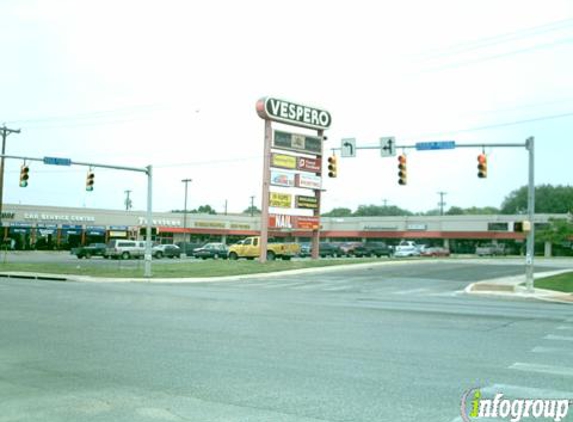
xmin=193 ymin=242 xmax=229 ymax=259
xmin=476 ymin=243 xmax=506 ymax=256
xmin=394 ymin=240 xmax=421 ymax=257
xmin=420 ymin=246 xmax=451 ymax=257
xmin=176 ymin=242 xmax=205 ymax=256
xmin=104 ymin=240 xmax=146 ymax=260
xmin=353 ymin=242 xmax=393 ymax=257
xmin=318 ymin=242 xmax=343 ymax=258
xmin=70 ymin=243 xmax=107 ymax=259
xmin=152 ymin=244 xmax=181 ymax=259
xmin=339 ymin=241 xmax=363 ymax=257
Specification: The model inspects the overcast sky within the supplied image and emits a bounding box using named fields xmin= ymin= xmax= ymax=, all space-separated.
xmin=1 ymin=0 xmax=572 ymax=215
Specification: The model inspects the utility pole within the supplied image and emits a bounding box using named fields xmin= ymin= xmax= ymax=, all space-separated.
xmin=437 ymin=191 xmax=447 ymax=216
xmin=124 ymin=190 xmax=132 ymax=211
xmin=250 ymin=195 xmax=255 ymax=217
xmin=0 ymin=125 xmax=21 ymax=237
xmin=224 ymin=199 xmax=228 ymax=216
xmin=382 ymin=198 xmax=388 ymax=207
xmin=181 ymin=178 xmax=192 ymax=257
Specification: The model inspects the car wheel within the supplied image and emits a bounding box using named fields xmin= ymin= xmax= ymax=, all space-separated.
xmin=156 ymin=252 xmax=163 ymax=259
xmin=121 ymin=252 xmax=130 ymax=260
xmin=213 ymin=253 xmax=219 ymax=259
xmin=229 ymin=252 xmax=238 ymax=260
xmin=266 ymin=251 xmax=275 ymax=261
xmin=85 ymin=253 xmax=92 ymax=259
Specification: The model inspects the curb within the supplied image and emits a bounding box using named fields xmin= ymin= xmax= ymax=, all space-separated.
xmin=465 ymin=269 xmax=573 ymax=304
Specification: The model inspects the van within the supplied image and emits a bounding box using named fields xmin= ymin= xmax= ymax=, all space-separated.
xmin=105 ymin=240 xmax=146 ymax=259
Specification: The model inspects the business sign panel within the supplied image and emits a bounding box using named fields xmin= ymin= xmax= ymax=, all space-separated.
xmin=273 ymin=130 xmax=322 ymax=155
xmin=295 ymin=173 xmax=321 ymax=190
xmin=270 ymin=170 xmax=295 ymax=187
xmin=297 ymin=156 xmax=321 ymax=173
xmin=269 ymin=192 xmax=292 ymax=208
xmin=271 ymin=153 xmax=297 ymax=170
xmin=295 ymin=216 xmax=320 ymax=230
xmin=296 ymin=195 xmax=319 ymax=210
xmin=256 ymin=97 xmax=332 ymax=130
xmin=269 ymin=214 xmax=294 ymax=229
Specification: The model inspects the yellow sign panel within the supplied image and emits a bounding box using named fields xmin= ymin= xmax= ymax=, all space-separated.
xmin=271 ymin=153 xmax=297 ymax=170
xmin=269 ymin=192 xmax=292 ymax=208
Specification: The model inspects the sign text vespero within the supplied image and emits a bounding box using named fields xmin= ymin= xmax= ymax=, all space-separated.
xmin=257 ymin=97 xmax=331 ymax=130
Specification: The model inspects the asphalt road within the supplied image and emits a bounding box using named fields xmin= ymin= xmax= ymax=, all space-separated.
xmin=1 ymin=261 xmax=572 ymax=422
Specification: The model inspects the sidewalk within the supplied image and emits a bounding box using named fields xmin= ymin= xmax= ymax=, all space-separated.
xmin=465 ymin=269 xmax=573 ymax=304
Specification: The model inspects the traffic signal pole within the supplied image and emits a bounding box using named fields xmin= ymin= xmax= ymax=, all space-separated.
xmin=334 ymin=137 xmax=536 ymax=292
xmin=0 ymin=153 xmax=154 ymax=278
xmin=0 ymin=126 xmax=21 ymax=235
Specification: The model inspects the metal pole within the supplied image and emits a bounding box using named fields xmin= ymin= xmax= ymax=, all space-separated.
xmin=0 ymin=126 xmax=21 ymax=235
xmin=181 ymin=178 xmax=192 ymax=257
xmin=259 ymin=119 xmax=272 ymax=263
xmin=525 ymin=137 xmax=535 ymax=292
xmin=144 ymin=165 xmax=153 ymax=278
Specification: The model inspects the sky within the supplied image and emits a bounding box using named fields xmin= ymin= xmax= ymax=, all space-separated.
xmin=1 ymin=0 xmax=572 ymax=215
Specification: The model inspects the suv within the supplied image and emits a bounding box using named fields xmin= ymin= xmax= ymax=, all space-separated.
xmin=105 ymin=240 xmax=146 ymax=260
xmin=353 ymin=242 xmax=393 ymax=258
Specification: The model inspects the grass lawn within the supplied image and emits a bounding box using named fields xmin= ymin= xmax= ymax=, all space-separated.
xmin=0 ymin=258 xmax=385 ymax=279
xmin=535 ymin=272 xmax=573 ymax=293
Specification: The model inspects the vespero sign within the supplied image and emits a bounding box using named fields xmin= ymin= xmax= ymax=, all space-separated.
xmin=256 ymin=97 xmax=332 ymax=130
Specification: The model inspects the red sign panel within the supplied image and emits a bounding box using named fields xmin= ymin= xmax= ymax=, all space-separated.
xmin=297 ymin=156 xmax=321 ymax=173
xmin=295 ymin=216 xmax=320 ymax=230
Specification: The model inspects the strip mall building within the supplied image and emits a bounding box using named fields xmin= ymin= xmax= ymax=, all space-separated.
xmin=1 ymin=203 xmax=566 ymax=254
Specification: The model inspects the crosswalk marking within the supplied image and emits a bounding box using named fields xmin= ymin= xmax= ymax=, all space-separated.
xmin=509 ymin=362 xmax=573 ymax=377
xmin=532 ymin=346 xmax=573 ymax=356
xmin=544 ymin=334 xmax=573 ymax=342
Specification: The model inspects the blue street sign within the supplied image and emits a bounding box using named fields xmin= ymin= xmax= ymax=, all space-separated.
xmin=415 ymin=141 xmax=456 ymax=151
xmin=43 ymin=156 xmax=72 ymax=166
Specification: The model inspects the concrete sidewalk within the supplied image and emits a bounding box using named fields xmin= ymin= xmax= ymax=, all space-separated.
xmin=465 ymin=269 xmax=573 ymax=304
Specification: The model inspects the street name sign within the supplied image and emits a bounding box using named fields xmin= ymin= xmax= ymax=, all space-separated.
xmin=415 ymin=141 xmax=456 ymax=151
xmin=43 ymin=156 xmax=72 ymax=166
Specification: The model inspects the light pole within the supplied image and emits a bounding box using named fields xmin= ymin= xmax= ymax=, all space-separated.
xmin=181 ymin=178 xmax=192 ymax=257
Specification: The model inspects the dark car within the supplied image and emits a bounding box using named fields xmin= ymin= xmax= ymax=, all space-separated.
xmin=152 ymin=244 xmax=181 ymax=259
xmin=193 ymin=242 xmax=229 ymax=259
xmin=175 ymin=242 xmax=204 ymax=256
xmin=318 ymin=242 xmax=343 ymax=258
xmin=70 ymin=243 xmax=107 ymax=259
xmin=353 ymin=242 xmax=393 ymax=257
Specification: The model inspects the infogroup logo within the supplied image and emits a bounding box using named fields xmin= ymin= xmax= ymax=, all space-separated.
xmin=461 ymin=388 xmax=572 ymax=422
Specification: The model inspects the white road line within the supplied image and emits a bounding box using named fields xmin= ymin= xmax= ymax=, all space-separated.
xmin=392 ymin=288 xmax=432 ymax=295
xmin=545 ymin=334 xmax=573 ymax=341
xmin=509 ymin=362 xmax=573 ymax=377
xmin=556 ymin=325 xmax=573 ymax=330
xmin=484 ymin=383 xmax=573 ymax=398
xmin=532 ymin=346 xmax=573 ymax=356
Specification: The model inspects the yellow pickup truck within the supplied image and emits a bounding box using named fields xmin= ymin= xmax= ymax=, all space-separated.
xmin=227 ymin=236 xmax=300 ymax=261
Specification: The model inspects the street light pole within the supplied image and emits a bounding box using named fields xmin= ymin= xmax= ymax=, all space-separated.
xmin=181 ymin=178 xmax=192 ymax=257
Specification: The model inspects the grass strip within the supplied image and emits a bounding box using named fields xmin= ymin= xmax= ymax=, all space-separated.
xmin=534 ymin=272 xmax=573 ymax=293
xmin=0 ymin=258 xmax=385 ymax=279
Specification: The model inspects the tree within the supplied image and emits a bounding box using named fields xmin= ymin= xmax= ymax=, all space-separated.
xmin=501 ymin=184 xmax=573 ymax=214
xmin=322 ymin=207 xmax=352 ymax=217
xmin=191 ymin=204 xmax=217 ymax=215
xmin=536 ymin=217 xmax=573 ymax=256
xmin=353 ymin=204 xmax=412 ymax=217
xmin=243 ymin=205 xmax=261 ymax=215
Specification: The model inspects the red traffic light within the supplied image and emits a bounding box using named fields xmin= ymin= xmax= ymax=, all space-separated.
xmin=397 ymin=155 xmax=407 ymax=185
xmin=477 ymin=154 xmax=487 ymax=178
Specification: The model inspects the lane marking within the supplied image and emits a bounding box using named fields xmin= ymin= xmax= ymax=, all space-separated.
xmin=556 ymin=325 xmax=573 ymax=330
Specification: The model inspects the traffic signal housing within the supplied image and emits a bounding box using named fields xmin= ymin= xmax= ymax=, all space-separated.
xmin=327 ymin=155 xmax=338 ymax=178
xmin=398 ymin=154 xmax=407 ymax=185
xmin=19 ymin=165 xmax=29 ymax=187
xmin=86 ymin=170 xmax=95 ymax=191
xmin=477 ymin=154 xmax=487 ymax=178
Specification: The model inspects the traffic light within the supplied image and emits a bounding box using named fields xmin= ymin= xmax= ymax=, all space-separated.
xmin=477 ymin=154 xmax=487 ymax=178
xmin=19 ymin=165 xmax=29 ymax=187
xmin=86 ymin=170 xmax=95 ymax=191
xmin=398 ymin=154 xmax=407 ymax=185
xmin=514 ymin=221 xmax=523 ymax=232
xmin=327 ymin=155 xmax=338 ymax=178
